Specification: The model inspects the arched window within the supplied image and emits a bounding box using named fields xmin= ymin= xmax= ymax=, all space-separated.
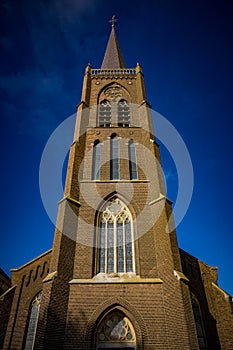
xmin=110 ymin=134 xmax=120 ymax=180
xmin=99 ymin=100 xmax=111 ymax=127
xmin=128 ymin=140 xmax=138 ymax=180
xmin=92 ymin=141 xmax=101 ymax=180
xmin=118 ymin=99 xmax=130 ymax=127
xmin=191 ymin=294 xmax=207 ymax=350
xmin=24 ymin=292 xmax=42 ymax=350
xmin=96 ymin=311 xmax=136 ymax=349
xmin=98 ymin=198 xmax=135 ymax=274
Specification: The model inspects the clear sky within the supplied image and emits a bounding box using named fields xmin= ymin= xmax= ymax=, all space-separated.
xmin=0 ymin=0 xmax=233 ymax=295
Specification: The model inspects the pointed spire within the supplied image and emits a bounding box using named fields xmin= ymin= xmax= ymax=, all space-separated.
xmin=101 ymin=16 xmax=125 ymax=69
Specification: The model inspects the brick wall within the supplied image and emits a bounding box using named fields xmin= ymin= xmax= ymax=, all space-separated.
xmin=2 ymin=250 xmax=51 ymax=349
xmin=180 ymin=249 xmax=233 ymax=350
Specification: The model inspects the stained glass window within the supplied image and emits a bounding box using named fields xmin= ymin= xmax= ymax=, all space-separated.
xmin=24 ymin=292 xmax=42 ymax=350
xmin=98 ymin=198 xmax=135 ymax=274
xmin=99 ymin=221 xmax=106 ymax=273
xmin=107 ymin=222 xmax=114 ymax=273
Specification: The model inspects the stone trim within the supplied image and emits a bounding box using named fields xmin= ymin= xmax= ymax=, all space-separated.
xmin=69 ymin=274 xmax=163 ymax=284
xmin=174 ymin=270 xmax=189 ymax=283
xmin=212 ymin=282 xmax=232 ymax=299
xmin=58 ymin=196 xmax=81 ymax=206
xmin=42 ymin=271 xmax=57 ymax=283
xmin=79 ymin=179 xmax=150 ymax=183
xmin=0 ymin=285 xmax=17 ymax=301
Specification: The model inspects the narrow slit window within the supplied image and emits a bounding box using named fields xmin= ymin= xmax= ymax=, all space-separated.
xmin=92 ymin=141 xmax=101 ymax=180
xmin=99 ymin=100 xmax=111 ymax=127
xmin=128 ymin=141 xmax=138 ymax=180
xmin=110 ymin=135 xmax=120 ymax=180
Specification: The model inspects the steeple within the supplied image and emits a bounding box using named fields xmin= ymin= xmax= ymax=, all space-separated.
xmin=101 ymin=16 xmax=125 ymax=69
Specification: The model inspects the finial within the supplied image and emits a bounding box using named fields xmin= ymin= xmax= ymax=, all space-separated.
xmin=136 ymin=62 xmax=142 ymax=73
xmin=109 ymin=15 xmax=118 ymax=28
xmin=85 ymin=63 xmax=92 ymax=74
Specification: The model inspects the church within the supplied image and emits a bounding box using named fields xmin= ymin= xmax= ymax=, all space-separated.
xmin=0 ymin=19 xmax=232 ymax=350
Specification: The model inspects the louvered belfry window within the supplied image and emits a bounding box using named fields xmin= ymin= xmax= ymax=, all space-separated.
xmin=118 ymin=99 xmax=130 ymax=127
xmin=99 ymin=100 xmax=111 ymax=127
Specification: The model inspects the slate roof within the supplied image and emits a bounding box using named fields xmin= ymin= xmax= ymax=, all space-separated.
xmin=101 ymin=25 xmax=125 ymax=69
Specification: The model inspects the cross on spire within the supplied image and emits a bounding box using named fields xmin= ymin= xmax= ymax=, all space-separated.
xmin=101 ymin=15 xmax=125 ymax=69
xmin=109 ymin=15 xmax=118 ymax=27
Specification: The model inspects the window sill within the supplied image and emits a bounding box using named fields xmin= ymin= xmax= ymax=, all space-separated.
xmin=69 ymin=274 xmax=163 ymax=284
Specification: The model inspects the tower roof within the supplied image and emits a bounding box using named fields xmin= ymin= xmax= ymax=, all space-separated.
xmin=101 ymin=17 xmax=125 ymax=69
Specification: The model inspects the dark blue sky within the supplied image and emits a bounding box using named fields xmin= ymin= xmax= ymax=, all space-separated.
xmin=0 ymin=0 xmax=233 ymax=295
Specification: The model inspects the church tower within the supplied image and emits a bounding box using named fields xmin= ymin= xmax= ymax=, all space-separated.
xmin=33 ymin=19 xmax=199 ymax=349
xmin=2 ymin=18 xmax=233 ymax=350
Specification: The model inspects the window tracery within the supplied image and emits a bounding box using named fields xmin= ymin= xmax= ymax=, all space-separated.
xmin=104 ymin=86 xmax=123 ymax=100
xmin=98 ymin=198 xmax=135 ymax=274
xmin=96 ymin=312 xmax=136 ymax=349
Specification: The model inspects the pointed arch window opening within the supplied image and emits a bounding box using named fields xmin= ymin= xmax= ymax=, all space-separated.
xmin=98 ymin=198 xmax=135 ymax=275
xmin=92 ymin=141 xmax=101 ymax=180
xmin=99 ymin=100 xmax=111 ymax=127
xmin=191 ymin=294 xmax=208 ymax=350
xmin=24 ymin=292 xmax=42 ymax=350
xmin=128 ymin=140 xmax=138 ymax=180
xmin=96 ymin=311 xmax=136 ymax=349
xmin=110 ymin=135 xmax=120 ymax=180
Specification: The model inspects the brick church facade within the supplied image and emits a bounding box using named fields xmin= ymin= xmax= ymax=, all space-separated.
xmin=0 ymin=21 xmax=232 ymax=350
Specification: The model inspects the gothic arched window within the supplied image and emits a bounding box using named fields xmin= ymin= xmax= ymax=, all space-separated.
xmin=98 ymin=198 xmax=135 ymax=274
xmin=110 ymin=134 xmax=120 ymax=180
xmin=24 ymin=292 xmax=42 ymax=350
xmin=96 ymin=311 xmax=136 ymax=349
xmin=191 ymin=294 xmax=207 ymax=350
xmin=118 ymin=99 xmax=130 ymax=127
xmin=99 ymin=100 xmax=111 ymax=127
xmin=128 ymin=140 xmax=138 ymax=180
xmin=92 ymin=141 xmax=101 ymax=180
